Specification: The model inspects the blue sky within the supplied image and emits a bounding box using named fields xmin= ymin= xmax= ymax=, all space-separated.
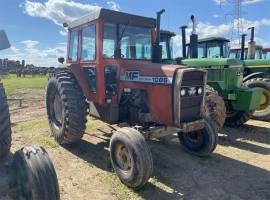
xmin=0 ymin=0 xmax=270 ymax=67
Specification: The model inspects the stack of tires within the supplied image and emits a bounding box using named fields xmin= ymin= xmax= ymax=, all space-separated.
xmin=0 ymin=83 xmax=60 ymax=200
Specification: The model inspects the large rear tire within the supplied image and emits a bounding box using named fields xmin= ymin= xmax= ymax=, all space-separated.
xmin=110 ymin=127 xmax=153 ymax=189
xmin=244 ymin=78 xmax=270 ymax=121
xmin=46 ymin=71 xmax=88 ymax=144
xmin=205 ymin=86 xmax=226 ymax=132
xmin=10 ymin=146 xmax=60 ymax=200
xmin=0 ymin=83 xmax=12 ymax=160
xmin=177 ymin=118 xmax=218 ymax=157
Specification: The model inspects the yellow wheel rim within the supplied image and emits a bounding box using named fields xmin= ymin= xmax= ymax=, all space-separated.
xmin=256 ymin=88 xmax=270 ymax=113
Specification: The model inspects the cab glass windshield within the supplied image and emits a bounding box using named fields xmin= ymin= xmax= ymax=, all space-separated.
xmin=103 ymin=23 xmax=152 ymax=60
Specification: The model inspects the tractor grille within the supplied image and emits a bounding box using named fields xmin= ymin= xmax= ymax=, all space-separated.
xmin=173 ymin=69 xmax=206 ymax=127
xmin=181 ymin=71 xmax=205 ymax=122
xmin=207 ymin=68 xmax=225 ymax=81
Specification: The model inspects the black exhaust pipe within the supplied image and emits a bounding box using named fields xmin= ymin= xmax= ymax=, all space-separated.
xmin=249 ymin=27 xmax=255 ymax=42
xmin=190 ymin=15 xmax=198 ymax=59
xmin=152 ymin=9 xmax=165 ymax=63
xmin=181 ymin=26 xmax=188 ymax=59
xmin=241 ymin=34 xmax=247 ymax=60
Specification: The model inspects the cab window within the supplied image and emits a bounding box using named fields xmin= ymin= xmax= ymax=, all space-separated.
xmin=103 ymin=23 xmax=117 ymax=58
xmin=68 ymin=30 xmax=79 ymax=61
xmin=81 ymin=25 xmax=96 ymax=61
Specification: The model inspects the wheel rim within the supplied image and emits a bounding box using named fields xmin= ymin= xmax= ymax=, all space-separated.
xmin=115 ymin=143 xmax=132 ymax=171
xmin=256 ymin=88 xmax=270 ymax=113
xmin=51 ymin=93 xmax=63 ymax=127
xmin=183 ymin=131 xmax=204 ymax=147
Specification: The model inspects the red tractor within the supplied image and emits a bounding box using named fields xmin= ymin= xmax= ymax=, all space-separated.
xmin=46 ymin=9 xmax=217 ymax=188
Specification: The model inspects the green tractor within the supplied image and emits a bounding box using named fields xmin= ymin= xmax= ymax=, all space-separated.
xmin=169 ymin=25 xmax=270 ymax=121
xmin=160 ymin=16 xmax=262 ymax=127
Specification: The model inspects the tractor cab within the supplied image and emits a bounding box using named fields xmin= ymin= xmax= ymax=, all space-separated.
xmin=230 ymin=45 xmax=263 ymax=60
xmin=187 ymin=37 xmax=230 ymax=59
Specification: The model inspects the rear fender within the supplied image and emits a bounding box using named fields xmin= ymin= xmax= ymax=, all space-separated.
xmin=243 ymin=72 xmax=264 ymax=82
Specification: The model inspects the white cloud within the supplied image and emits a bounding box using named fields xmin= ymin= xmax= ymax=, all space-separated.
xmin=0 ymin=40 xmax=67 ymax=67
xmin=213 ymin=14 xmax=222 ymax=18
xmin=107 ymin=1 xmax=120 ymax=11
xmin=59 ymin=29 xmax=68 ymax=36
xmin=21 ymin=0 xmax=120 ymax=26
xmin=172 ymin=17 xmax=270 ymax=57
xmin=10 ymin=46 xmax=20 ymax=54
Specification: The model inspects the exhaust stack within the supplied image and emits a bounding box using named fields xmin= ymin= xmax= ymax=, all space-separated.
xmin=190 ymin=15 xmax=198 ymax=59
xmin=247 ymin=27 xmax=256 ymax=59
xmin=240 ymin=34 xmax=247 ymax=60
xmin=181 ymin=26 xmax=188 ymax=59
xmin=152 ymin=9 xmax=165 ymax=63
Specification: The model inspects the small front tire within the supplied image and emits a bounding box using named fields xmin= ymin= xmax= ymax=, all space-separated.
xmin=178 ymin=119 xmax=218 ymax=157
xmin=110 ymin=127 xmax=153 ymax=189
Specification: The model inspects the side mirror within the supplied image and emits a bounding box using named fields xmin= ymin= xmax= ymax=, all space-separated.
xmin=58 ymin=57 xmax=65 ymax=64
xmin=0 ymin=30 xmax=10 ymax=50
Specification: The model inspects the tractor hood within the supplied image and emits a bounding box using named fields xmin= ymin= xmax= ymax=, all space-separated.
xmin=244 ymin=59 xmax=270 ymax=67
xmin=182 ymin=58 xmax=243 ymax=68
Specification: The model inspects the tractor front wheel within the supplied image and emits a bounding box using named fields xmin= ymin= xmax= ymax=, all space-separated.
xmin=110 ymin=127 xmax=153 ymax=189
xmin=177 ymin=118 xmax=218 ymax=157
xmin=10 ymin=146 xmax=60 ymax=200
xmin=244 ymin=78 xmax=270 ymax=121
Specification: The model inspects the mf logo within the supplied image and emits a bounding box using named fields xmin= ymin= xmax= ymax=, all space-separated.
xmin=125 ymin=71 xmax=140 ymax=80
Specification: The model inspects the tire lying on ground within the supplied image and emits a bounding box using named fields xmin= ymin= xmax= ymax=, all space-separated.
xmin=205 ymin=85 xmax=226 ymax=132
xmin=0 ymin=83 xmax=12 ymax=160
xmin=46 ymin=71 xmax=88 ymax=144
xmin=110 ymin=127 xmax=153 ymax=189
xmin=9 ymin=146 xmax=60 ymax=200
xmin=177 ymin=118 xmax=218 ymax=157
xmin=243 ymin=78 xmax=270 ymax=121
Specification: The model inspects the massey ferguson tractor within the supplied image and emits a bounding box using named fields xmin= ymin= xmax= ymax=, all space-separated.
xmin=0 ymin=30 xmax=60 ymax=200
xmin=160 ymin=16 xmax=263 ymax=126
xmin=46 ymin=8 xmax=218 ymax=188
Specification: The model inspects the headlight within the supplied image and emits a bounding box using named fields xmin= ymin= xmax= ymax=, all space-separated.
xmin=180 ymin=88 xmax=186 ymax=96
xmin=197 ymin=87 xmax=203 ymax=95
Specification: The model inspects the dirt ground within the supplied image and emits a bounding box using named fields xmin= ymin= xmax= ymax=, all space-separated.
xmin=8 ymin=89 xmax=270 ymax=200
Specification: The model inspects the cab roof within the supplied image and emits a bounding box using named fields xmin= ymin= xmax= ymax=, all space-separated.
xmin=68 ymin=8 xmax=156 ymax=29
xmin=198 ymin=37 xmax=230 ymax=43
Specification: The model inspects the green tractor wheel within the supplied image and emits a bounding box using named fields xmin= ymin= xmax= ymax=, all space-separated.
xmin=244 ymin=78 xmax=270 ymax=121
xmin=225 ymin=109 xmax=254 ymax=127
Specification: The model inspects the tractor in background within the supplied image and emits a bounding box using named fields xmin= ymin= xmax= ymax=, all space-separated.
xmin=46 ymin=8 xmax=219 ymax=188
xmin=168 ymin=25 xmax=270 ymax=121
xmin=0 ymin=30 xmax=60 ymax=200
xmin=160 ymin=16 xmax=263 ymax=126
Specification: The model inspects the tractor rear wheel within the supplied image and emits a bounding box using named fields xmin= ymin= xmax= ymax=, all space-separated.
xmin=225 ymin=109 xmax=254 ymax=127
xmin=177 ymin=118 xmax=218 ymax=157
xmin=244 ymin=78 xmax=270 ymax=121
xmin=0 ymin=83 xmax=12 ymax=160
xmin=10 ymin=146 xmax=60 ymax=200
xmin=110 ymin=127 xmax=153 ymax=189
xmin=46 ymin=71 xmax=88 ymax=144
xmin=205 ymin=86 xmax=226 ymax=132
